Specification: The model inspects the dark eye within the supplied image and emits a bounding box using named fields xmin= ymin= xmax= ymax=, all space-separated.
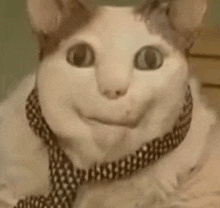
xmin=134 ymin=46 xmax=163 ymax=70
xmin=67 ymin=43 xmax=95 ymax=67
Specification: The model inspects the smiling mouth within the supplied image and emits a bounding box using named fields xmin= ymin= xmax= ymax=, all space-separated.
xmin=86 ymin=116 xmax=139 ymax=128
xmin=77 ymin=109 xmax=140 ymax=128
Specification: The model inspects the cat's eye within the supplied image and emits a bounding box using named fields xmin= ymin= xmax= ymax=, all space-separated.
xmin=67 ymin=43 xmax=95 ymax=67
xmin=134 ymin=46 xmax=163 ymax=70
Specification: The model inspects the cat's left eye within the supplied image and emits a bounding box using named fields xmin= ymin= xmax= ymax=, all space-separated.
xmin=67 ymin=43 xmax=95 ymax=68
xmin=134 ymin=46 xmax=163 ymax=70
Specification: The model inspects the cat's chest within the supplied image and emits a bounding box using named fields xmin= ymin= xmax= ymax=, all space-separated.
xmin=2 ymin=148 xmax=167 ymax=208
xmin=0 ymin=136 xmax=50 ymax=203
xmin=74 ymin=168 xmax=167 ymax=208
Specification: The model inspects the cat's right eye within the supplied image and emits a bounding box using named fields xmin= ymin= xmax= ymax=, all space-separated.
xmin=134 ymin=46 xmax=163 ymax=70
xmin=67 ymin=43 xmax=95 ymax=68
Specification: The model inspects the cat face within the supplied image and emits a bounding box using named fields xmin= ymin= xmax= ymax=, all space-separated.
xmin=26 ymin=0 xmax=207 ymax=162
xmin=35 ymin=6 xmax=186 ymax=135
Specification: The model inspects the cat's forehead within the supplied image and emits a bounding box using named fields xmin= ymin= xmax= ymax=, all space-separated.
xmin=95 ymin=6 xmax=141 ymax=28
xmin=89 ymin=6 xmax=147 ymax=36
xmin=62 ymin=6 xmax=168 ymax=52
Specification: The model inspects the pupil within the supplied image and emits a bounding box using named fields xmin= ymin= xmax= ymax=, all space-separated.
xmin=145 ymin=50 xmax=157 ymax=68
xmin=74 ymin=45 xmax=87 ymax=66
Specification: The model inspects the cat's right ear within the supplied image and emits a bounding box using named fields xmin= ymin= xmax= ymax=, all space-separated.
xmin=26 ymin=0 xmax=95 ymax=34
xmin=169 ymin=0 xmax=208 ymax=34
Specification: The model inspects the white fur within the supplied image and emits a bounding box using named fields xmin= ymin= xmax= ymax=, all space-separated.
xmin=0 ymin=6 xmax=220 ymax=208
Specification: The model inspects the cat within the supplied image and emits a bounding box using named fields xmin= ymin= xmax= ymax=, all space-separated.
xmin=0 ymin=0 xmax=219 ymax=207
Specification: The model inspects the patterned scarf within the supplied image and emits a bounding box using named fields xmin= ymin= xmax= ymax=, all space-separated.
xmin=14 ymin=86 xmax=193 ymax=208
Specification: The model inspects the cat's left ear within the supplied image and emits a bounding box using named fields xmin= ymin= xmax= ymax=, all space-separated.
xmin=26 ymin=0 xmax=95 ymax=34
xmin=169 ymin=0 xmax=208 ymax=33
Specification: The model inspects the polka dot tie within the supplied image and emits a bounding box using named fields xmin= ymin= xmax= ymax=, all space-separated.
xmin=14 ymin=86 xmax=193 ymax=208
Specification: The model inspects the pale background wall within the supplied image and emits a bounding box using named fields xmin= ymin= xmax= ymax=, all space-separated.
xmin=0 ymin=0 xmax=219 ymax=101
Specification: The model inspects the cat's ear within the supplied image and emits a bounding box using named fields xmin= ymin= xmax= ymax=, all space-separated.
xmin=138 ymin=0 xmax=208 ymax=48
xmin=169 ymin=0 xmax=208 ymax=33
xmin=26 ymin=0 xmax=95 ymax=33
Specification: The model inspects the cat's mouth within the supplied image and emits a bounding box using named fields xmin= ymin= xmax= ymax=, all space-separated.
xmin=84 ymin=116 xmax=139 ymax=128
xmin=77 ymin=108 xmax=142 ymax=128
xmin=73 ymin=95 xmax=149 ymax=129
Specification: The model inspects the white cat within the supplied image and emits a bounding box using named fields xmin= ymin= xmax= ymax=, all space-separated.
xmin=0 ymin=0 xmax=219 ymax=207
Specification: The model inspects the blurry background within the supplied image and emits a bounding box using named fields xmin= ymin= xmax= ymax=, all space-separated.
xmin=0 ymin=0 xmax=220 ymax=107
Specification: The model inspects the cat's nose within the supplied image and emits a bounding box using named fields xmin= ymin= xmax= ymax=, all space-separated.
xmin=96 ymin=62 xmax=131 ymax=100
xmin=97 ymin=73 xmax=130 ymax=99
xmin=101 ymin=87 xmax=127 ymax=99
